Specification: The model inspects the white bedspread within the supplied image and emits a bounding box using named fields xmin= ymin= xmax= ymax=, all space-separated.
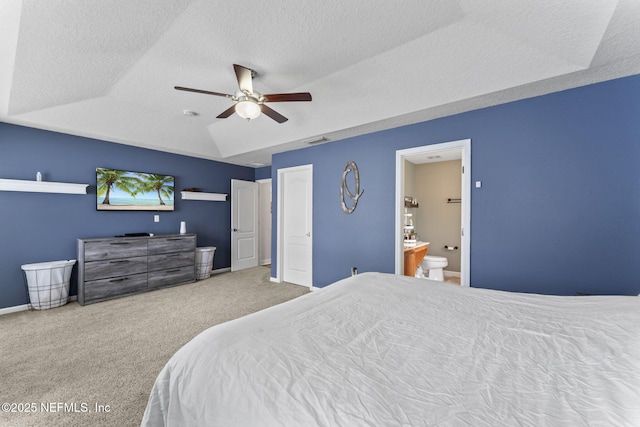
xmin=142 ymin=272 xmax=640 ymax=426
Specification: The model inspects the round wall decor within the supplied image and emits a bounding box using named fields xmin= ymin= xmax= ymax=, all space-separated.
xmin=340 ymin=160 xmax=364 ymax=214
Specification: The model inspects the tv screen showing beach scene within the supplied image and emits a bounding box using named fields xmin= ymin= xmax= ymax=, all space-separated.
xmin=96 ymin=168 xmax=175 ymax=211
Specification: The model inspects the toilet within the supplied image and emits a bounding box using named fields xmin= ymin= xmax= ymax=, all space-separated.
xmin=421 ymin=255 xmax=448 ymax=281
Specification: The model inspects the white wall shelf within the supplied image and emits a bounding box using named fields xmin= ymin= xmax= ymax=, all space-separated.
xmin=180 ymin=191 xmax=227 ymax=201
xmin=0 ymin=178 xmax=88 ymax=194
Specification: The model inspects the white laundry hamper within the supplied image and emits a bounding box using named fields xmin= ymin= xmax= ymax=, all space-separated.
xmin=195 ymin=247 xmax=216 ymax=280
xmin=21 ymin=259 xmax=76 ymax=309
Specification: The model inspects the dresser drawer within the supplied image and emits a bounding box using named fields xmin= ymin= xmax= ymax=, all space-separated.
xmin=148 ymin=265 xmax=195 ymax=289
xmin=84 ymin=256 xmax=148 ymax=281
xmin=148 ymin=252 xmax=194 ymax=272
xmin=84 ymin=273 xmax=148 ymax=302
xmin=148 ymin=235 xmax=195 ymax=255
xmin=84 ymin=239 xmax=147 ymax=261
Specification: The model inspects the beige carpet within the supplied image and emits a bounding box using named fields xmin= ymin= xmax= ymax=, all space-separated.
xmin=0 ymin=267 xmax=309 ymax=427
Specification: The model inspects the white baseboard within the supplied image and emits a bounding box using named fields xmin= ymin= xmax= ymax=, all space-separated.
xmin=0 ymin=295 xmax=78 ymax=316
xmin=0 ymin=304 xmax=29 ymax=315
xmin=269 ymin=276 xmax=315 ymax=292
xmin=444 ymin=270 xmax=461 ymax=277
xmin=211 ymin=267 xmax=230 ymax=275
xmin=260 ymin=259 xmax=271 ymax=266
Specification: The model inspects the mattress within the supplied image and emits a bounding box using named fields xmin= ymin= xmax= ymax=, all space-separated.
xmin=142 ymin=272 xmax=640 ymax=426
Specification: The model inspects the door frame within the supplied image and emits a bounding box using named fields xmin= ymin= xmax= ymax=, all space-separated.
xmin=257 ymin=178 xmax=272 ymax=266
xmin=395 ymin=139 xmax=471 ymax=287
xmin=276 ymin=164 xmax=313 ymax=287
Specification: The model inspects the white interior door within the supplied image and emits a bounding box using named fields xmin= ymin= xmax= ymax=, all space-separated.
xmin=278 ymin=165 xmax=313 ymax=287
xmin=231 ymin=179 xmax=259 ymax=271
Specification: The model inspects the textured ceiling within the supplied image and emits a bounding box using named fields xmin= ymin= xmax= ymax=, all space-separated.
xmin=1 ymin=0 xmax=640 ymax=166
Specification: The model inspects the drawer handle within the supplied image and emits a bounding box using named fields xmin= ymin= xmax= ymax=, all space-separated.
xmin=165 ymin=238 xmax=183 ymax=241
xmin=109 ymin=277 xmax=129 ymax=283
xmin=166 ymin=269 xmax=181 ymax=273
xmin=109 ymin=260 xmax=130 ymax=264
xmin=109 ymin=242 xmax=131 ymax=245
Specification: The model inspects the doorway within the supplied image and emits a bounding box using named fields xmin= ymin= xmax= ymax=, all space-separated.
xmin=395 ymin=139 xmax=471 ymax=287
xmin=257 ymin=179 xmax=272 ymax=266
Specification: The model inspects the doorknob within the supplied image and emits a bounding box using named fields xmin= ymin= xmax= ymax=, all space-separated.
xmin=233 ymin=228 xmax=238 ymax=232
xmin=306 ymin=232 xmax=311 ymax=237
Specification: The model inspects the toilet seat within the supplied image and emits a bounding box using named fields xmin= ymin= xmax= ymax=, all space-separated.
xmin=422 ymin=255 xmax=448 ymax=267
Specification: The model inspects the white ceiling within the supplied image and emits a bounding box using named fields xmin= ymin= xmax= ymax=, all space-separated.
xmin=2 ymin=0 xmax=640 ymax=167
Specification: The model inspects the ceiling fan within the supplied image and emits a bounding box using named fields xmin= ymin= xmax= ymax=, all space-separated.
xmin=175 ymin=64 xmax=312 ymax=123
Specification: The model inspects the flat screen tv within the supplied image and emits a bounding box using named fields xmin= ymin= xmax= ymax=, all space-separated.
xmin=96 ymin=168 xmax=175 ymax=211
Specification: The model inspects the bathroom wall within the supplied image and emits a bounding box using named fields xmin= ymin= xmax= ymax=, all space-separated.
xmin=413 ymin=160 xmax=462 ymax=271
xmin=404 ymin=161 xmax=416 ymax=200
xmin=403 ymin=160 xmax=417 ymax=239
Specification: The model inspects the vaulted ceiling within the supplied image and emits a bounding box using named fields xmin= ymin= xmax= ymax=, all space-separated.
xmin=2 ymin=1 xmax=640 ymax=166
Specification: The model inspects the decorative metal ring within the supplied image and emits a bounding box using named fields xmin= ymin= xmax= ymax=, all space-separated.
xmin=340 ymin=161 xmax=364 ymax=214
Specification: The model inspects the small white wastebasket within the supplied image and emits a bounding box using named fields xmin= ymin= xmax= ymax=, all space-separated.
xmin=21 ymin=259 xmax=76 ymax=309
xmin=195 ymin=247 xmax=216 ymax=280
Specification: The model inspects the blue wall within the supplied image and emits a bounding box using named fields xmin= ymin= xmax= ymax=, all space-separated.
xmin=0 ymin=124 xmax=255 ymax=309
xmin=272 ymin=74 xmax=640 ymax=296
xmin=255 ymin=166 xmax=271 ymax=180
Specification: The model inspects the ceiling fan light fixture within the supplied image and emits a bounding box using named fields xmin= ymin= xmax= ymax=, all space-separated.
xmin=175 ymin=64 xmax=311 ymax=123
xmin=235 ymin=99 xmax=261 ymax=120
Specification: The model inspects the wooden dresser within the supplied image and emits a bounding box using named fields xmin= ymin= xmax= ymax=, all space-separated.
xmin=77 ymin=234 xmax=196 ymax=305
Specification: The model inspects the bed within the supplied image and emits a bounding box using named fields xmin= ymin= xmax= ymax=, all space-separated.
xmin=142 ymin=272 xmax=640 ymax=426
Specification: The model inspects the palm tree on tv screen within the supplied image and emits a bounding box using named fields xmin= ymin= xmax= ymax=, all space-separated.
xmin=97 ymin=169 xmax=141 ymax=205
xmin=138 ymin=174 xmax=174 ymax=206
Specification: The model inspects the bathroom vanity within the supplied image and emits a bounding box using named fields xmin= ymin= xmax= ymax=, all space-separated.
xmin=404 ymin=241 xmax=429 ymax=277
xmin=76 ymin=234 xmax=196 ymax=305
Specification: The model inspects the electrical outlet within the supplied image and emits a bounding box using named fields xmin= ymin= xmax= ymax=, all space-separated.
xmin=154 ymin=215 xmax=160 ymax=223
xmin=351 ymin=267 xmax=358 ymax=276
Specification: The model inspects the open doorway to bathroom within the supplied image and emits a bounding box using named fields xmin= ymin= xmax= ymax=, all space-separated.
xmin=395 ymin=139 xmax=471 ymax=287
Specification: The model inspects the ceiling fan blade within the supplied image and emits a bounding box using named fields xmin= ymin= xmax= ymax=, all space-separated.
xmin=233 ymin=64 xmax=254 ymax=94
xmin=216 ymin=105 xmax=236 ymax=119
xmin=260 ymin=104 xmax=288 ymax=123
xmin=175 ymin=86 xmax=233 ymax=98
xmin=263 ymin=92 xmax=312 ymax=102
